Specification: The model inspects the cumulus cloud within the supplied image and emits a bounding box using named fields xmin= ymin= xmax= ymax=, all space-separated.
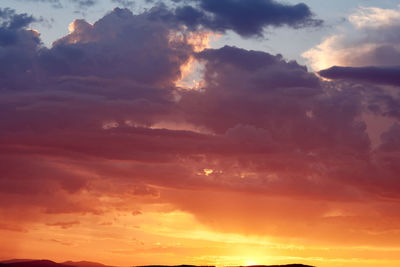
xmin=45 ymin=8 xmax=192 ymax=86
xmin=0 ymin=7 xmax=194 ymax=217
xmin=306 ymin=5 xmax=400 ymax=143
xmin=0 ymin=8 xmax=41 ymax=89
xmin=0 ymin=5 xmax=400 ymax=248
xmin=303 ymin=5 xmax=400 ymax=70
xmin=0 ymin=8 xmax=36 ymax=31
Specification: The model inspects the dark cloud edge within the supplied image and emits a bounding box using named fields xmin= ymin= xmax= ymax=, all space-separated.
xmin=319 ymin=65 xmax=400 ymax=86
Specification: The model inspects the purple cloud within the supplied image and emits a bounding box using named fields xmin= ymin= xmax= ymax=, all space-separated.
xmin=319 ymin=66 xmax=400 ymax=86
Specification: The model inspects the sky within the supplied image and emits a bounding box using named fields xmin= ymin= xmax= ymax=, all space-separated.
xmin=1 ymin=0 xmax=400 ymax=267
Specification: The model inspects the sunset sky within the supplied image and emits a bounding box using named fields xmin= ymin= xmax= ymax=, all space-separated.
xmin=1 ymin=0 xmax=400 ymax=266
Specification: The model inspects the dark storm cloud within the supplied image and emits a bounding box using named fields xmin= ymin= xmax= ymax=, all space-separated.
xmin=319 ymin=65 xmax=400 ymax=86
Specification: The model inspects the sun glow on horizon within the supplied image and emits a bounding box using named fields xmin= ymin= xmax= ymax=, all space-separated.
xmin=244 ymin=260 xmax=260 ymax=266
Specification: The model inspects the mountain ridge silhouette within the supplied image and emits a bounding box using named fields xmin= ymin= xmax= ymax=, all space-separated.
xmin=0 ymin=260 xmax=314 ymax=267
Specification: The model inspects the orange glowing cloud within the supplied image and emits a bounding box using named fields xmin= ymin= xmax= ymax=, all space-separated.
xmin=175 ymin=31 xmax=220 ymax=89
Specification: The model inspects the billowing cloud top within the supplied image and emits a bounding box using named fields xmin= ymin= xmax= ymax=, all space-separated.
xmin=0 ymin=3 xmax=400 ymax=267
xmin=304 ymin=5 xmax=400 ymax=70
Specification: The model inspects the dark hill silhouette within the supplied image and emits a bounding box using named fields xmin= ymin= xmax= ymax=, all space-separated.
xmin=0 ymin=260 xmax=112 ymax=267
xmin=137 ymin=265 xmax=313 ymax=267
xmin=62 ymin=262 xmax=113 ymax=267
xmin=136 ymin=265 xmax=215 ymax=267
xmin=234 ymin=265 xmax=313 ymax=267
xmin=0 ymin=260 xmax=35 ymax=264
xmin=237 ymin=265 xmax=314 ymax=267
xmin=0 ymin=260 xmax=314 ymax=267
xmin=0 ymin=260 xmax=74 ymax=267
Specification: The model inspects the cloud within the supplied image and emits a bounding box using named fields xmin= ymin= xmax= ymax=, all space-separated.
xmin=15 ymin=0 xmax=98 ymax=9
xmin=15 ymin=0 xmax=63 ymax=9
xmin=303 ymin=5 xmax=400 ymax=70
xmin=0 ymin=5 xmax=400 ymax=249
xmin=44 ymin=8 xmax=192 ymax=87
xmin=46 ymin=220 xmax=80 ymax=229
xmin=70 ymin=0 xmax=98 ymax=8
xmin=15 ymin=0 xmax=322 ymax=33
xmin=319 ymin=65 xmax=400 ymax=86
xmin=379 ymin=123 xmax=400 ymax=152
xmin=195 ymin=0 xmax=322 ymax=36
xmin=0 ymin=8 xmax=40 ymax=89
xmin=111 ymin=0 xmax=135 ymax=8
xmin=148 ymin=0 xmax=322 ymax=37
xmin=0 ymin=7 xmax=196 ymax=218
xmin=0 ymin=8 xmax=36 ymax=31
xmin=304 ymin=5 xmax=400 ymax=135
xmin=0 ymin=222 xmax=27 ymax=232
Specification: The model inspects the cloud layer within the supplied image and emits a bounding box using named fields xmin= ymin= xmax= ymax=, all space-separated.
xmin=0 ymin=3 xmax=400 ymax=266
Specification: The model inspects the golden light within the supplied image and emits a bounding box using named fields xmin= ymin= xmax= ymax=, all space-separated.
xmin=175 ymin=56 xmax=203 ymax=89
xmin=68 ymin=21 xmax=75 ymax=33
xmin=175 ymin=31 xmax=220 ymax=89
xmin=186 ymin=31 xmax=220 ymax=53
xmin=244 ymin=259 xmax=260 ymax=266
xmin=203 ymin=169 xmax=214 ymax=176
